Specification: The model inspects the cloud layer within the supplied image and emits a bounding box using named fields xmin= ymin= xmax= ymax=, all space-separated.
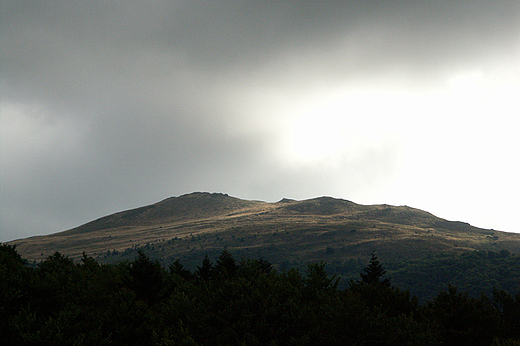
xmin=2 ymin=1 xmax=519 ymax=241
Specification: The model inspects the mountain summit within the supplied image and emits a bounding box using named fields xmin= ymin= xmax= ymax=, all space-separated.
xmin=9 ymin=193 xmax=520 ymax=265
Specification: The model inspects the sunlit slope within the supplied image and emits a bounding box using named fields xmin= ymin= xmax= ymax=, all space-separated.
xmin=9 ymin=192 xmax=520 ymax=264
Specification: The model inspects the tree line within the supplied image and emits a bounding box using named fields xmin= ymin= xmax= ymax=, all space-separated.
xmin=2 ymin=243 xmax=520 ymax=345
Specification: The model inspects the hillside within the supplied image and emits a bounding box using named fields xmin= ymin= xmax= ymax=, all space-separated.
xmin=9 ymin=192 xmax=520 ymax=267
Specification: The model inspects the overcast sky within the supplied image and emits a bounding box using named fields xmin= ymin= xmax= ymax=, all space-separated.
xmin=1 ymin=1 xmax=519 ymax=242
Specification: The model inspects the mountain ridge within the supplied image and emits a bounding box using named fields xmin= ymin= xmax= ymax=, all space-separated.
xmin=8 ymin=192 xmax=520 ymax=265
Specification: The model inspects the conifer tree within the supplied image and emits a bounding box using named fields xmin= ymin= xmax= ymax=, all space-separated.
xmin=215 ymin=250 xmax=238 ymax=278
xmin=169 ymin=259 xmax=194 ymax=280
xmin=125 ymin=250 xmax=165 ymax=304
xmin=196 ymin=254 xmax=214 ymax=281
xmin=360 ymin=253 xmax=391 ymax=287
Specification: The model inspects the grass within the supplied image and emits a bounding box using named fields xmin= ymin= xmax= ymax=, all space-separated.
xmin=9 ymin=193 xmax=520 ymax=267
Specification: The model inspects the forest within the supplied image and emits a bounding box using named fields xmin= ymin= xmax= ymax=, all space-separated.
xmin=2 ymin=243 xmax=520 ymax=346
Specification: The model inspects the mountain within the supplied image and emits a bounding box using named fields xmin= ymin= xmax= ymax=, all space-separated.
xmin=9 ymin=192 xmax=520 ymax=268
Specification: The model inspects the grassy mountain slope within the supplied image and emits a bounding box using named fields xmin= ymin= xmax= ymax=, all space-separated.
xmin=9 ymin=192 xmax=520 ymax=269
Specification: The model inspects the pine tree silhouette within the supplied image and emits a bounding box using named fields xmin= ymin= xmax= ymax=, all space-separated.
xmin=360 ymin=253 xmax=391 ymax=287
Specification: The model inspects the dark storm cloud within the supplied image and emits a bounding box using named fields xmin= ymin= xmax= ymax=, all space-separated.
xmin=4 ymin=1 xmax=518 ymax=80
xmin=1 ymin=0 xmax=519 ymax=241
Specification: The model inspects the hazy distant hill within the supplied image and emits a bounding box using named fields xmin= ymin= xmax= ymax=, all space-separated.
xmin=9 ymin=192 xmax=520 ymax=267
